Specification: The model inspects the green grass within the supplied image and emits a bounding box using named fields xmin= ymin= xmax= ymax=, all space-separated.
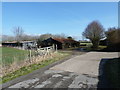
xmin=105 ymin=58 xmax=120 ymax=88
xmin=80 ymin=42 xmax=92 ymax=46
xmin=1 ymin=52 xmax=70 ymax=84
xmin=63 ymin=42 xmax=92 ymax=51
xmin=1 ymin=47 xmax=28 ymax=66
xmin=65 ymin=46 xmax=81 ymax=50
xmin=80 ymin=45 xmax=107 ymax=51
xmin=97 ymin=45 xmax=107 ymax=50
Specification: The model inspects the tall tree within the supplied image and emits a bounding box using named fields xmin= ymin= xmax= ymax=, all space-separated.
xmin=82 ymin=21 xmax=105 ymax=49
xmin=106 ymin=27 xmax=120 ymax=45
xmin=13 ymin=27 xmax=24 ymax=42
xmin=106 ymin=27 xmax=120 ymax=51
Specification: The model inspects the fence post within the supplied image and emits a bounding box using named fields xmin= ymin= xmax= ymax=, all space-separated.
xmin=56 ymin=44 xmax=57 ymax=52
xmin=29 ymin=50 xmax=32 ymax=62
xmin=46 ymin=47 xmax=48 ymax=55
xmin=53 ymin=44 xmax=55 ymax=51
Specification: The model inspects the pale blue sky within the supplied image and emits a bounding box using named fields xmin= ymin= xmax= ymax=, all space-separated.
xmin=2 ymin=2 xmax=118 ymax=40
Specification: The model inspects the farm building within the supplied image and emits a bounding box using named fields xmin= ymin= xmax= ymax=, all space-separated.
xmin=2 ymin=41 xmax=37 ymax=49
xmin=41 ymin=37 xmax=80 ymax=49
xmin=2 ymin=41 xmax=21 ymax=47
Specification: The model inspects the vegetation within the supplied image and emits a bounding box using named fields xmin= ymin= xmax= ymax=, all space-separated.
xmin=105 ymin=27 xmax=120 ymax=51
xmin=80 ymin=42 xmax=92 ymax=46
xmin=12 ymin=26 xmax=24 ymax=42
xmin=82 ymin=21 xmax=105 ymax=49
xmin=67 ymin=36 xmax=75 ymax=40
xmin=1 ymin=52 xmax=70 ymax=84
xmin=79 ymin=41 xmax=106 ymax=51
xmin=1 ymin=47 xmax=28 ymax=66
xmin=106 ymin=27 xmax=120 ymax=44
xmin=105 ymin=58 xmax=120 ymax=88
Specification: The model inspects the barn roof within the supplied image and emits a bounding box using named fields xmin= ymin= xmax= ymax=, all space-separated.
xmin=53 ymin=38 xmax=78 ymax=43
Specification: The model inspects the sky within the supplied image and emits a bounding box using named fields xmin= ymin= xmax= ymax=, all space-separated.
xmin=2 ymin=2 xmax=118 ymax=40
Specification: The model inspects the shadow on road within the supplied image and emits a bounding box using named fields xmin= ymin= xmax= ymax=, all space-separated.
xmin=97 ymin=58 xmax=111 ymax=89
xmin=97 ymin=58 xmax=120 ymax=89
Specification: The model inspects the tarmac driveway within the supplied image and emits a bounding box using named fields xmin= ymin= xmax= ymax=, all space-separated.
xmin=2 ymin=51 xmax=118 ymax=89
xmin=51 ymin=52 xmax=118 ymax=76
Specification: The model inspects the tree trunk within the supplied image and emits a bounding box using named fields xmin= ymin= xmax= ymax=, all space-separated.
xmin=91 ymin=40 xmax=99 ymax=49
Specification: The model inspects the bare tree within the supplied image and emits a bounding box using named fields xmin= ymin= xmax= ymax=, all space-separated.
xmin=13 ymin=27 xmax=24 ymax=42
xmin=82 ymin=21 xmax=105 ymax=49
xmin=106 ymin=27 xmax=120 ymax=52
xmin=106 ymin=27 xmax=120 ymax=45
xmin=38 ymin=33 xmax=53 ymax=41
xmin=22 ymin=34 xmax=39 ymax=41
xmin=54 ymin=33 xmax=68 ymax=39
xmin=2 ymin=35 xmax=15 ymax=42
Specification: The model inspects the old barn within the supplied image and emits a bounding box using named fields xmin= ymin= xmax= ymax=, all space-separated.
xmin=41 ymin=37 xmax=80 ymax=49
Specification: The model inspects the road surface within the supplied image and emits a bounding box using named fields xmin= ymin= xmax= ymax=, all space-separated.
xmin=51 ymin=52 xmax=118 ymax=76
xmin=2 ymin=51 xmax=118 ymax=89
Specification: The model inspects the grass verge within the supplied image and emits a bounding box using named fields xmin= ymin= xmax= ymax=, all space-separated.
xmin=104 ymin=58 xmax=120 ymax=88
xmin=1 ymin=52 xmax=71 ymax=84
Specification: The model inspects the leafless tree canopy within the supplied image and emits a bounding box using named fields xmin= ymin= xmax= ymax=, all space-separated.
xmin=83 ymin=21 xmax=105 ymax=48
xmin=22 ymin=34 xmax=39 ymax=41
xmin=106 ymin=27 xmax=120 ymax=44
xmin=38 ymin=34 xmax=53 ymax=41
xmin=2 ymin=35 xmax=15 ymax=42
xmin=105 ymin=27 xmax=120 ymax=52
xmin=13 ymin=27 xmax=24 ymax=42
xmin=54 ymin=33 xmax=68 ymax=39
xmin=38 ymin=33 xmax=68 ymax=42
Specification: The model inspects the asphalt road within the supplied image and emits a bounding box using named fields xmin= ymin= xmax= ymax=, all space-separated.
xmin=51 ymin=52 xmax=118 ymax=76
xmin=2 ymin=51 xmax=118 ymax=89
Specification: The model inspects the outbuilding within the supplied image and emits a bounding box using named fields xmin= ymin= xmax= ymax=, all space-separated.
xmin=41 ymin=37 xmax=80 ymax=49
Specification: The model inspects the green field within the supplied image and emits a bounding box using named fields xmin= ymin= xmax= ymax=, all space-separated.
xmin=80 ymin=42 xmax=92 ymax=46
xmin=1 ymin=47 xmax=28 ymax=66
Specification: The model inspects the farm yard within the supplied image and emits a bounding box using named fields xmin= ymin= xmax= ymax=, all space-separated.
xmin=1 ymin=2 xmax=119 ymax=89
xmin=0 ymin=42 xmax=106 ymax=67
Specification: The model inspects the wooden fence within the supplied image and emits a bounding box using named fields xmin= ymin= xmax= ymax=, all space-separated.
xmin=29 ymin=45 xmax=57 ymax=59
xmin=1 ymin=45 xmax=58 ymax=77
